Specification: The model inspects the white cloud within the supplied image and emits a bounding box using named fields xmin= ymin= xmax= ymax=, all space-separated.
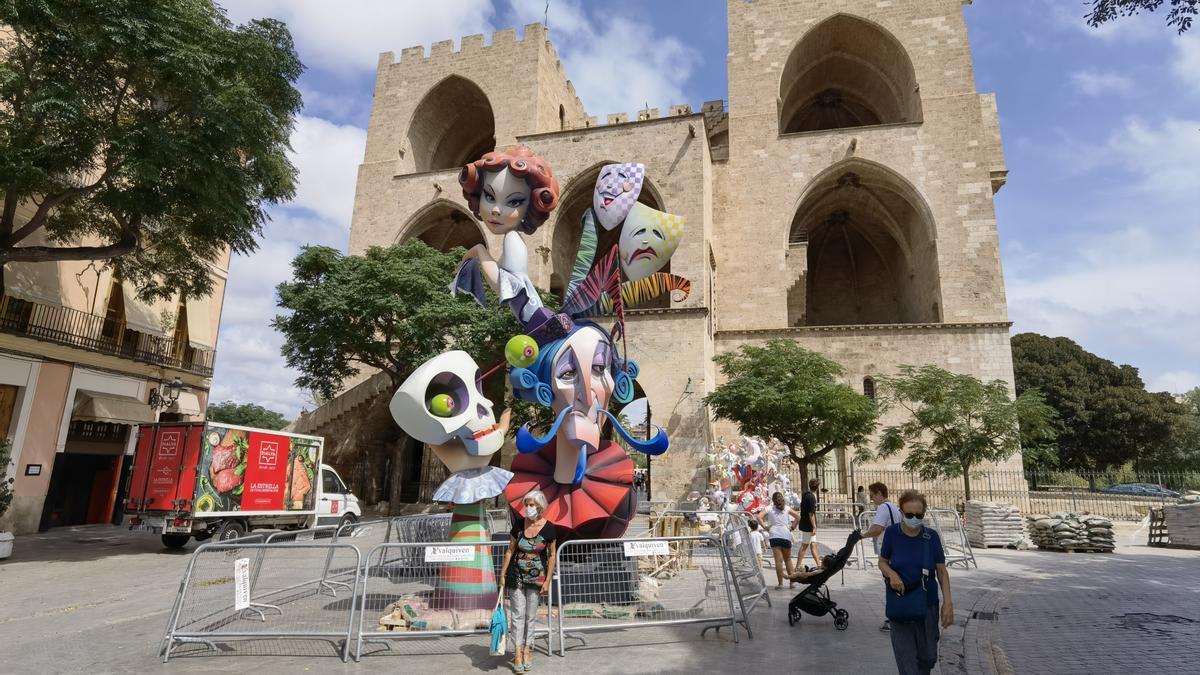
xmin=1007 ymin=226 xmax=1200 ymax=397
xmin=288 ymin=115 xmax=367 ymax=224
xmin=1070 ymin=69 xmax=1135 ymax=96
xmin=1146 ymin=370 xmax=1200 ymax=394
xmin=512 ymin=0 xmax=701 ymax=116
xmin=1066 ymin=117 xmax=1200 ymax=200
xmin=221 ymin=0 xmax=496 ymax=73
xmin=1173 ymin=32 xmax=1200 ymax=95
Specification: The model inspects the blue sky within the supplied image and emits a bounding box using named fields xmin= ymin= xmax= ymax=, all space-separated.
xmin=212 ymin=0 xmax=1200 ymax=416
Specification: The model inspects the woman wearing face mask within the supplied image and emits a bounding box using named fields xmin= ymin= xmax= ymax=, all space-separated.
xmin=758 ymin=491 xmax=801 ymax=590
xmin=499 ymin=489 xmax=557 ymax=672
xmin=878 ymin=490 xmax=954 ymax=675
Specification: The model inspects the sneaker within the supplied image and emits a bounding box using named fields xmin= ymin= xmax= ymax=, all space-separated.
xmin=880 ymin=620 xmax=891 ymax=632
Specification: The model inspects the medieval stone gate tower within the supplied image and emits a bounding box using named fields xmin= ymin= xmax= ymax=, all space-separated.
xmin=312 ymin=0 xmax=1018 ymax=503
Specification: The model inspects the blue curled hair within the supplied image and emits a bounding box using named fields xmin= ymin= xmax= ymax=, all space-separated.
xmin=511 ymin=320 xmax=666 ymax=457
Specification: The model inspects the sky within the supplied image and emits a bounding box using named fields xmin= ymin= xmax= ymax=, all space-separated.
xmin=210 ymin=0 xmax=1200 ymax=417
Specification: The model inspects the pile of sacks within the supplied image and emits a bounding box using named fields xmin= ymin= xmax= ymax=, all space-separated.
xmin=1025 ymin=512 xmax=1116 ymax=551
xmin=1163 ymin=502 xmax=1200 ymax=546
xmin=965 ymin=501 xmax=1026 ymax=548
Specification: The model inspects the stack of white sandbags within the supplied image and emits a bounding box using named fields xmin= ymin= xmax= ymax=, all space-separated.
xmin=1163 ymin=502 xmax=1200 ymax=547
xmin=965 ymin=500 xmax=1026 ymax=547
xmin=1025 ymin=512 xmax=1115 ymax=551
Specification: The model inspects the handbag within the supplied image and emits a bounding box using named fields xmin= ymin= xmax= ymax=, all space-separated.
xmin=884 ymin=529 xmax=932 ymax=622
xmin=489 ymin=589 xmax=507 ymax=656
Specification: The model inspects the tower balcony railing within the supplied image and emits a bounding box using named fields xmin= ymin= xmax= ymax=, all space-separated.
xmin=0 ymin=294 xmax=215 ymax=377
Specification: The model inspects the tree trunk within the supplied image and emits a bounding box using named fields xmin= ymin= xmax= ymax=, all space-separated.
xmin=789 ymin=446 xmax=810 ymax=489
xmin=962 ymin=464 xmax=972 ymax=504
xmin=388 ymin=433 xmax=409 ymax=516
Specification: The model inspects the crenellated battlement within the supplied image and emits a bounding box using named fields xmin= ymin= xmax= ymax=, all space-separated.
xmin=382 ymin=24 xmax=547 ymax=66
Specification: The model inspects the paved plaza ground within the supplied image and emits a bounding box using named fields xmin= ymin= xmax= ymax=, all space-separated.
xmin=1 ymin=519 xmax=1197 ymax=674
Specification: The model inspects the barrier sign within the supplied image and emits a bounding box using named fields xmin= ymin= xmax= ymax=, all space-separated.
xmin=234 ymin=558 xmax=250 ymax=610
xmin=623 ymin=540 xmax=670 ymax=557
xmin=425 ymin=545 xmax=474 ymax=562
xmin=698 ymin=513 xmax=719 ymax=522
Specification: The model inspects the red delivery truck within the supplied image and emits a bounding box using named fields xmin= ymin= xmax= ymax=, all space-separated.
xmin=124 ymin=422 xmax=362 ymax=548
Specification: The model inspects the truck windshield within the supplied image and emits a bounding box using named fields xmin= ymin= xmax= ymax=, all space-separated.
xmin=322 ymin=470 xmax=348 ymax=495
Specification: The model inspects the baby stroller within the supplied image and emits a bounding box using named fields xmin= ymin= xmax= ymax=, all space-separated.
xmin=787 ymin=529 xmax=864 ymax=631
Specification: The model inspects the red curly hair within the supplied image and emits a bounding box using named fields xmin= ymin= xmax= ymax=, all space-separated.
xmin=460 ymin=146 xmax=561 ymax=234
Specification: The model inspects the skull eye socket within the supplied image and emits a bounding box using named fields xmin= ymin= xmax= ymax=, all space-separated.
xmin=426 ymin=372 xmax=468 ymax=418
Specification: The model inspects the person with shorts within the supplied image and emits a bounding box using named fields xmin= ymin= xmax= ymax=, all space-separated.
xmin=758 ymin=491 xmax=801 ymax=589
xmin=795 ymin=478 xmax=821 ymax=569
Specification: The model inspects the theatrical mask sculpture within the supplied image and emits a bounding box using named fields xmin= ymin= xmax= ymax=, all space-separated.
xmin=617 ymin=201 xmax=685 ymax=281
xmin=592 ymin=162 xmax=645 ymax=231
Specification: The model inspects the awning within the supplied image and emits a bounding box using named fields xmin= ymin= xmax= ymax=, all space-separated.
xmin=185 ymin=295 xmax=215 ymax=349
xmin=167 ymin=391 xmax=202 ymax=416
xmin=121 ymin=282 xmax=171 ymax=338
xmin=72 ymin=390 xmax=156 ymax=425
xmin=3 ymin=261 xmax=63 ymax=306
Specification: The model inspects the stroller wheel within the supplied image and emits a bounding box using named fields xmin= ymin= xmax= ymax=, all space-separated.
xmin=834 ymin=609 xmax=849 ymax=631
xmin=788 ymin=608 xmax=800 ymax=626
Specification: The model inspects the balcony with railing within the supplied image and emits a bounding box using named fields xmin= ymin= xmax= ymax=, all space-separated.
xmin=0 ymin=294 xmax=215 ymax=376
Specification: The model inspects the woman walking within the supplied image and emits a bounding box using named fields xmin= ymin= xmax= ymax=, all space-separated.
xmin=498 ymin=489 xmax=558 ymax=672
xmin=758 ymin=491 xmax=801 ymax=589
xmin=878 ymin=490 xmax=954 ymax=675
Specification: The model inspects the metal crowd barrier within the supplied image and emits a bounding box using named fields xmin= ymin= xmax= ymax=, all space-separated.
xmin=721 ymin=524 xmax=772 ymax=618
xmin=160 ymin=540 xmax=362 ymax=662
xmin=854 ymin=508 xmax=976 ymax=570
xmin=354 ymin=540 xmax=552 ymax=660
xmin=553 ymin=534 xmax=745 ymax=656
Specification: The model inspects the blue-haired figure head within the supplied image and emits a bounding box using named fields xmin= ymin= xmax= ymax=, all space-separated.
xmin=510 ymin=320 xmax=667 ymax=485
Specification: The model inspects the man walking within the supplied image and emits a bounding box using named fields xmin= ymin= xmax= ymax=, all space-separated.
xmin=861 ymin=481 xmax=902 ymax=631
xmin=795 ymin=478 xmax=821 ymax=569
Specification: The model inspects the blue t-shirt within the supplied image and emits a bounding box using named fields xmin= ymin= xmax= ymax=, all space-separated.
xmin=880 ymin=524 xmax=946 ymax=606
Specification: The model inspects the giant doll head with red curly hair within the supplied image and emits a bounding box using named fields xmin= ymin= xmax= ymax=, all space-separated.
xmin=459 ymin=146 xmax=560 ymax=235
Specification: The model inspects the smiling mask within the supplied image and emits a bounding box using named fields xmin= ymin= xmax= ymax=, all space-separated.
xmin=592 ymin=162 xmax=645 ymax=231
xmin=618 ymin=201 xmax=685 ymax=281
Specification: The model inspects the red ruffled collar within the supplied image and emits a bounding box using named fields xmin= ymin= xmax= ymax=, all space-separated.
xmin=504 ymin=439 xmax=634 ymax=540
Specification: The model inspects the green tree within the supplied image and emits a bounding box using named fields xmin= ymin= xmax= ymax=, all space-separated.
xmin=703 ymin=340 xmax=877 ymax=486
xmin=1087 ymin=0 xmax=1197 ymax=33
xmin=1137 ymin=388 xmax=1200 ymax=471
xmin=871 ymin=365 xmax=1056 ymax=503
xmin=0 ymin=0 xmax=302 ymax=299
xmin=206 ymin=400 xmax=289 ymax=431
xmin=274 ymin=242 xmax=523 ymax=510
xmin=1012 ymin=333 xmax=1177 ymax=471
xmin=0 ymin=439 xmax=13 ymax=522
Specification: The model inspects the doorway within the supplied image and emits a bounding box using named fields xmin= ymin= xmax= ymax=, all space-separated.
xmin=38 ymin=421 xmax=130 ymax=530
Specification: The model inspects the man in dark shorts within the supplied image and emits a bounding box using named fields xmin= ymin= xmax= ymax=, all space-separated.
xmin=795 ymin=478 xmax=821 ymax=568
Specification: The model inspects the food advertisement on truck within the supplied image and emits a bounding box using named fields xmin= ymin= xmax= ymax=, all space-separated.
xmin=193 ymin=424 xmax=320 ymax=515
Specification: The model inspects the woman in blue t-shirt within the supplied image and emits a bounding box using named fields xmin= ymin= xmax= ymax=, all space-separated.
xmin=878 ymin=490 xmax=955 ymax=675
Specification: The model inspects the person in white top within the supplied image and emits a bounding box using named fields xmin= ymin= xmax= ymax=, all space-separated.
xmin=758 ymin=491 xmax=801 ymax=589
xmin=747 ymin=519 xmax=766 ymax=567
xmin=860 ymin=482 xmax=902 ymax=632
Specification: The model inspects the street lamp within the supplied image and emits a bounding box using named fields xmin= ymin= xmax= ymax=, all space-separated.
xmin=149 ymin=377 xmax=183 ymax=410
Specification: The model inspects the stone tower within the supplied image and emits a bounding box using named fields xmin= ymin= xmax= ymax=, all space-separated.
xmin=320 ymin=0 xmax=1019 ymax=504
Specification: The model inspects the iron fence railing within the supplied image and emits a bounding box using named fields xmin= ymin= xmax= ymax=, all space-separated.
xmin=0 ymin=294 xmax=215 ymax=376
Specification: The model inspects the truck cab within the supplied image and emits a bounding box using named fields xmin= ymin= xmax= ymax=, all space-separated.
xmin=315 ymin=464 xmax=361 ymax=527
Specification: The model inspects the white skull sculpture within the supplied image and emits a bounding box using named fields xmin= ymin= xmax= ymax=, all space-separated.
xmin=389 ymin=351 xmax=506 ymax=472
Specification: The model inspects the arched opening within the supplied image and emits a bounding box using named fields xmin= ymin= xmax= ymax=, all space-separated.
xmin=559 ymin=104 xmax=566 ymax=131
xmin=862 ymin=377 xmax=876 ymax=401
xmin=787 ymin=161 xmax=940 ymax=327
xmin=778 ymin=14 xmax=921 ymax=134
xmin=407 ymin=75 xmax=496 ymax=172
xmin=550 ymin=164 xmax=668 ymax=309
xmin=399 ymin=200 xmax=486 ymax=253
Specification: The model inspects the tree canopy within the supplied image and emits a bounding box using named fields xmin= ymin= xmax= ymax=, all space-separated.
xmin=0 ymin=0 xmax=302 ymax=299
xmin=704 ymin=340 xmax=877 ymax=485
xmin=273 ymin=241 xmax=520 ymax=401
xmin=1087 ymin=0 xmax=1197 ymax=33
xmin=1012 ymin=333 xmax=1179 ymax=471
xmin=872 ymin=365 xmax=1056 ymax=502
xmin=206 ymin=400 xmax=289 ymax=431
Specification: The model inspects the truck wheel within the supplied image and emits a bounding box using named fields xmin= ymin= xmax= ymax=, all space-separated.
xmin=161 ymin=534 xmax=191 ymax=549
xmin=338 ymin=513 xmax=358 ymax=532
xmin=217 ymin=520 xmax=246 ymax=541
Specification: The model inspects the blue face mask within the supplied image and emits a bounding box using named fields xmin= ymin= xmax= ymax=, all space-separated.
xmin=903 ymin=516 xmax=923 ymax=529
